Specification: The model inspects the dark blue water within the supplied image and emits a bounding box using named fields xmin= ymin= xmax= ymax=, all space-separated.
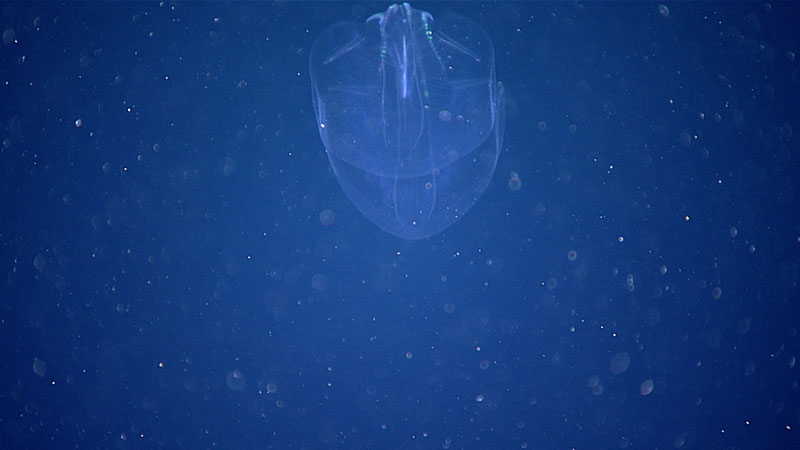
xmin=1 ymin=2 xmax=798 ymax=449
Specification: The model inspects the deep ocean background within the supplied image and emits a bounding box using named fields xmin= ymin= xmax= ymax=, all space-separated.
xmin=1 ymin=2 xmax=799 ymax=449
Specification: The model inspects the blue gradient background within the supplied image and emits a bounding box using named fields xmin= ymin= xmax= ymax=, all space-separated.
xmin=1 ymin=2 xmax=798 ymax=449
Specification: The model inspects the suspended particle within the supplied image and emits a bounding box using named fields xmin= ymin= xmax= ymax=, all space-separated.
xmin=508 ymin=171 xmax=521 ymax=191
xmin=319 ymin=209 xmax=336 ymax=226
